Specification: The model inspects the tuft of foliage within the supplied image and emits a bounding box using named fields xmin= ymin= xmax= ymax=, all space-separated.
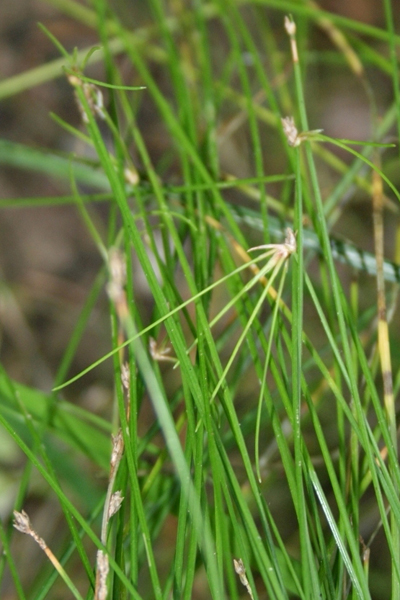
xmin=1 ymin=1 xmax=400 ymax=599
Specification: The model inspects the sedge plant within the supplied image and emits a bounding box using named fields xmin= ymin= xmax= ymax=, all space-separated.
xmin=0 ymin=2 xmax=400 ymax=600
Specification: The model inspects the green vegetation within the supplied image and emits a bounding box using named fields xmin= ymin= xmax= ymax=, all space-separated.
xmin=1 ymin=1 xmax=400 ymax=599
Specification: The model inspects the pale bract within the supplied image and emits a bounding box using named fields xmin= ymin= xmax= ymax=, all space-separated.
xmin=281 ymin=115 xmax=323 ymax=147
xmin=248 ymin=227 xmax=296 ymax=266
